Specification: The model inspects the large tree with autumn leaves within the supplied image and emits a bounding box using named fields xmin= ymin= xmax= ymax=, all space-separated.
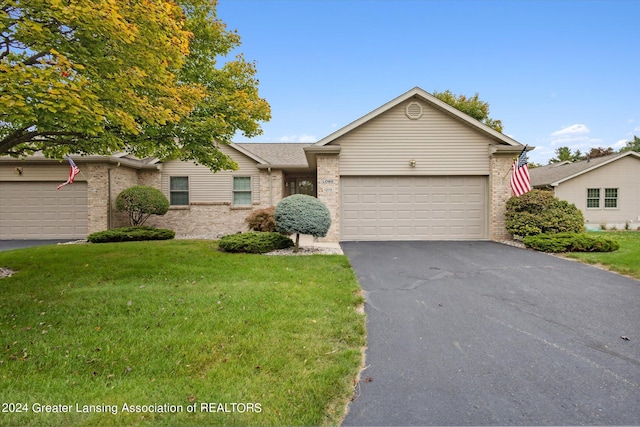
xmin=0 ymin=0 xmax=270 ymax=171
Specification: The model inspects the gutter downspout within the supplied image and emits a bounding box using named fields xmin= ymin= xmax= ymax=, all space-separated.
xmin=268 ymin=167 xmax=273 ymax=206
xmin=107 ymin=162 xmax=121 ymax=229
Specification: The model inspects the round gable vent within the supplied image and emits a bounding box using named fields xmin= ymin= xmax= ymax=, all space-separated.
xmin=405 ymin=101 xmax=423 ymax=120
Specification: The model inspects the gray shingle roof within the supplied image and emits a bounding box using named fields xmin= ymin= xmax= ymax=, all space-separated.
xmin=236 ymin=143 xmax=310 ymax=166
xmin=529 ymin=152 xmax=635 ymax=187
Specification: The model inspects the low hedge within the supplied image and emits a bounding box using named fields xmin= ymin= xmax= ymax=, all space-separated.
xmin=523 ymin=232 xmax=619 ymax=253
xmin=87 ymin=226 xmax=175 ymax=243
xmin=218 ymin=232 xmax=294 ymax=254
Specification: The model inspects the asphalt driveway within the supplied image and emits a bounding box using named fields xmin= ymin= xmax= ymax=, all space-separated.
xmin=341 ymin=241 xmax=640 ymax=426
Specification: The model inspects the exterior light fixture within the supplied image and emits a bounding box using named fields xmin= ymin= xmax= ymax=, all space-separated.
xmin=409 ymin=160 xmax=416 ymax=168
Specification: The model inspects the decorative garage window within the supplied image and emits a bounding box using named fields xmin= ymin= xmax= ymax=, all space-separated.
xmin=170 ymin=176 xmax=189 ymax=206
xmin=604 ymin=188 xmax=618 ymax=208
xmin=233 ymin=176 xmax=252 ymax=206
xmin=586 ymin=188 xmax=600 ymax=208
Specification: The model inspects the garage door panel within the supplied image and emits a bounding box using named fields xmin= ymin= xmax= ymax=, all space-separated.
xmin=0 ymin=182 xmax=87 ymax=239
xmin=341 ymin=176 xmax=487 ymax=240
xmin=397 ymin=194 xmax=412 ymax=203
xmin=344 ymin=194 xmax=359 ymax=203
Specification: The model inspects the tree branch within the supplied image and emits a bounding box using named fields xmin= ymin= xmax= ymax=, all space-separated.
xmin=0 ymin=128 xmax=87 ymax=155
xmin=22 ymin=51 xmax=48 ymax=66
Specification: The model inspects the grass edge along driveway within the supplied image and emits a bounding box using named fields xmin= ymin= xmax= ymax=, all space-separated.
xmin=563 ymin=231 xmax=640 ymax=280
xmin=0 ymin=240 xmax=365 ymax=426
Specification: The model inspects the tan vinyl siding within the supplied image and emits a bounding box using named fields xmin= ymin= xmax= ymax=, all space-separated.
xmin=160 ymin=144 xmax=260 ymax=204
xmin=554 ymin=156 xmax=640 ymax=225
xmin=334 ymin=99 xmax=492 ymax=176
xmin=0 ymin=163 xmax=87 ymax=182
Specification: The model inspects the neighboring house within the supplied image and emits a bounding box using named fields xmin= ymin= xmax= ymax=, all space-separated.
xmin=0 ymin=87 xmax=528 ymax=241
xmin=529 ymin=151 xmax=640 ymax=230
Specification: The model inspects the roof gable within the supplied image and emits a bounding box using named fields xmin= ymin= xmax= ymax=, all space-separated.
xmin=530 ymin=151 xmax=640 ymax=187
xmin=313 ymin=87 xmax=523 ymax=148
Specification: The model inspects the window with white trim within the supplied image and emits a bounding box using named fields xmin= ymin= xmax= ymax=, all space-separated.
xmin=604 ymin=188 xmax=618 ymax=208
xmin=586 ymin=188 xmax=600 ymax=208
xmin=233 ymin=176 xmax=252 ymax=206
xmin=170 ymin=176 xmax=189 ymax=206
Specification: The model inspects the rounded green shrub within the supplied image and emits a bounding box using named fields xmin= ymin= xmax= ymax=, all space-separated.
xmin=523 ymin=232 xmax=619 ymax=253
xmin=505 ymin=189 xmax=585 ymax=237
xmin=87 ymin=226 xmax=175 ymax=243
xmin=245 ymin=207 xmax=276 ymax=232
xmin=275 ymin=194 xmax=331 ymax=249
xmin=116 ymin=185 xmax=170 ymax=226
xmin=218 ymin=232 xmax=294 ymax=254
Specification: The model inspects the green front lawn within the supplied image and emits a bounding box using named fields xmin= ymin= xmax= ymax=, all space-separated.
xmin=564 ymin=231 xmax=640 ymax=279
xmin=0 ymin=241 xmax=365 ymax=426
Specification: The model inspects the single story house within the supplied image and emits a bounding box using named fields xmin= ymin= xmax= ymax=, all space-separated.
xmin=529 ymin=151 xmax=640 ymax=230
xmin=0 ymin=87 xmax=528 ymax=241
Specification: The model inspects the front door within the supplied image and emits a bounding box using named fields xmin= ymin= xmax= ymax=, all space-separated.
xmin=287 ymin=177 xmax=316 ymax=197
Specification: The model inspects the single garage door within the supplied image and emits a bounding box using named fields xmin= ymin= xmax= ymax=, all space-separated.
xmin=0 ymin=182 xmax=88 ymax=239
xmin=341 ymin=176 xmax=487 ymax=240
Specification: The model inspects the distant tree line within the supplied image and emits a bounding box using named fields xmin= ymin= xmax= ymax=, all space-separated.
xmin=527 ymin=135 xmax=640 ymax=168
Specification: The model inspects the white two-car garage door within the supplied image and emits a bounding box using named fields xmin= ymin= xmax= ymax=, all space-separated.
xmin=0 ymin=182 xmax=88 ymax=239
xmin=341 ymin=176 xmax=487 ymax=241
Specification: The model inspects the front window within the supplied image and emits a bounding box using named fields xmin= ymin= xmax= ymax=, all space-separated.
xmin=233 ymin=176 xmax=252 ymax=206
xmin=170 ymin=176 xmax=189 ymax=206
xmin=604 ymin=188 xmax=618 ymax=208
xmin=586 ymin=188 xmax=600 ymax=208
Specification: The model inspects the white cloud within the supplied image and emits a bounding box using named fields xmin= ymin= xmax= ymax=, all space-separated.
xmin=613 ymin=139 xmax=629 ymax=149
xmin=549 ymin=124 xmax=602 ymax=148
xmin=278 ymin=134 xmax=317 ymax=143
xmin=550 ymin=124 xmax=590 ymax=137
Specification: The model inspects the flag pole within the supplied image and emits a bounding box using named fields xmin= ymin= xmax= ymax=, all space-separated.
xmin=502 ymin=145 xmax=528 ymax=180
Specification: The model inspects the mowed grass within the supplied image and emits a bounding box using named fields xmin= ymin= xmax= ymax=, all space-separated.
xmin=564 ymin=231 xmax=640 ymax=279
xmin=0 ymin=240 xmax=365 ymax=426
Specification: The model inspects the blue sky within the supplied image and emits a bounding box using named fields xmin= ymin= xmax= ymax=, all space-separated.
xmin=217 ymin=0 xmax=640 ymax=164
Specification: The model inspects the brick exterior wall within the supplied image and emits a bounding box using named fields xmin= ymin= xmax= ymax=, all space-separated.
xmin=85 ymin=163 xmax=286 ymax=239
xmin=316 ymin=154 xmax=340 ymax=242
xmin=86 ymin=164 xmax=109 ymax=235
xmin=489 ymin=153 xmax=515 ymax=240
xmin=259 ymin=169 xmax=283 ymax=207
xmin=145 ymin=203 xmax=256 ymax=239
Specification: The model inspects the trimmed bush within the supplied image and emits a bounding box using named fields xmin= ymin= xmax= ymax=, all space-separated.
xmin=245 ymin=207 xmax=276 ymax=232
xmin=275 ymin=194 xmax=331 ymax=250
xmin=87 ymin=226 xmax=175 ymax=243
xmin=218 ymin=232 xmax=294 ymax=254
xmin=116 ymin=186 xmax=170 ymax=226
xmin=523 ymin=232 xmax=619 ymax=253
xmin=506 ymin=189 xmax=585 ymax=237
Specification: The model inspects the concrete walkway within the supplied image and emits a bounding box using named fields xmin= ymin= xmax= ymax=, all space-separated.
xmin=298 ymin=234 xmax=343 ymax=253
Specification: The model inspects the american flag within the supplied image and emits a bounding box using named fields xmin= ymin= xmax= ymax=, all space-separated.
xmin=510 ymin=146 xmax=531 ymax=197
xmin=57 ymin=156 xmax=81 ymax=190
